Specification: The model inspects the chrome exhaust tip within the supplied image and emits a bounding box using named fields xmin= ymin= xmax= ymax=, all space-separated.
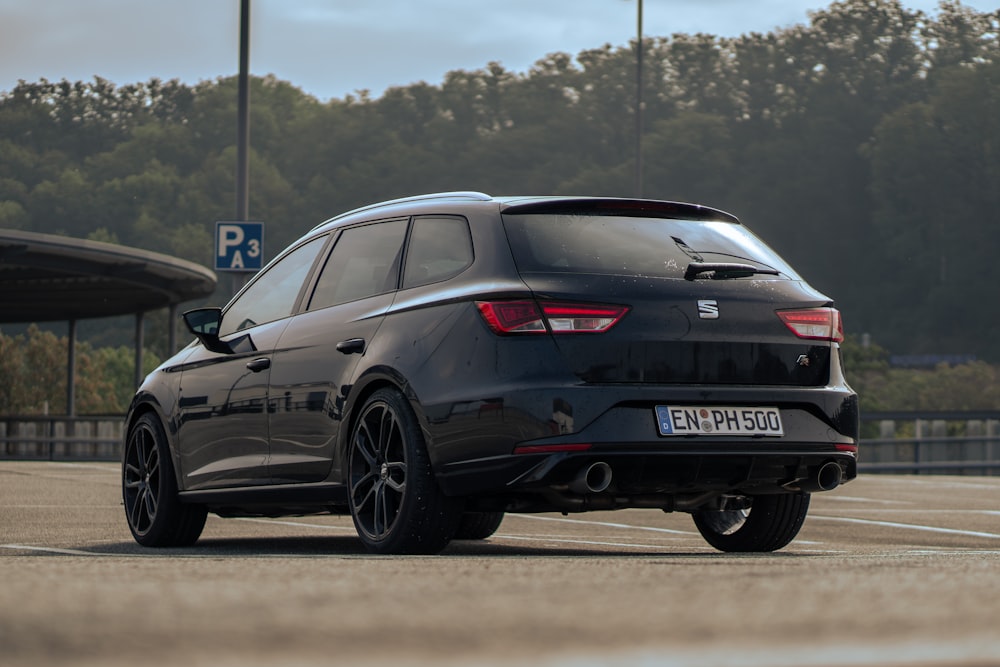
xmin=794 ymin=461 xmax=844 ymax=493
xmin=569 ymin=462 xmax=613 ymax=494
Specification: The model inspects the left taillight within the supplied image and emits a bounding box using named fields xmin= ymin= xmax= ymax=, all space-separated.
xmin=777 ymin=307 xmax=844 ymax=342
xmin=476 ymin=300 xmax=629 ymax=335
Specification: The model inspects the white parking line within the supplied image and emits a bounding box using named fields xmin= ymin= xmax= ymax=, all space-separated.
xmin=534 ymin=635 xmax=1000 ymax=667
xmin=234 ymin=517 xmax=357 ymax=532
xmin=1 ymin=544 xmax=99 ymax=556
xmin=872 ymin=476 xmax=1000 ymax=491
xmin=821 ymin=495 xmax=913 ymax=505
xmin=811 ymin=515 xmax=1000 ymax=539
xmin=494 ymin=534 xmax=701 ymax=551
xmin=510 ymin=513 xmax=698 ymax=536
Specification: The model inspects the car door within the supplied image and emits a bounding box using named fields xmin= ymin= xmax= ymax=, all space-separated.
xmin=267 ymin=218 xmax=409 ymax=484
xmin=175 ymin=236 xmax=327 ymax=491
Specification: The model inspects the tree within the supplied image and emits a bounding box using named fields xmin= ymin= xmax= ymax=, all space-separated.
xmin=868 ymin=61 xmax=1000 ymax=357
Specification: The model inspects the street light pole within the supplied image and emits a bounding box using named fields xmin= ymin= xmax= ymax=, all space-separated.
xmin=634 ymin=0 xmax=643 ymax=198
xmin=235 ymin=0 xmax=251 ymax=295
xmin=237 ymin=0 xmax=250 ymax=223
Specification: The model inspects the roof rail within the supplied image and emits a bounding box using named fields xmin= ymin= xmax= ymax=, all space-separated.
xmin=311 ymin=191 xmax=493 ymax=231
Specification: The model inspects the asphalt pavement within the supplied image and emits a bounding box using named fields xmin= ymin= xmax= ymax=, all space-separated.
xmin=2 ymin=461 xmax=1000 ymax=667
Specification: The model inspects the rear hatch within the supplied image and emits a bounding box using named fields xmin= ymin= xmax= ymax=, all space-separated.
xmin=498 ymin=201 xmax=841 ymax=387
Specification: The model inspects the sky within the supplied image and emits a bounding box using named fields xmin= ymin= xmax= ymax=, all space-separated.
xmin=0 ymin=0 xmax=992 ymax=102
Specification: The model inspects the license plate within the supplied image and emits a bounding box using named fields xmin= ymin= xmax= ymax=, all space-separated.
xmin=655 ymin=406 xmax=783 ymax=437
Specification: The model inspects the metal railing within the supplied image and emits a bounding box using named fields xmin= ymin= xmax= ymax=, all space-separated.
xmin=2 ymin=411 xmax=1000 ymax=475
xmin=0 ymin=416 xmax=122 ymax=461
xmin=859 ymin=411 xmax=1000 ymax=475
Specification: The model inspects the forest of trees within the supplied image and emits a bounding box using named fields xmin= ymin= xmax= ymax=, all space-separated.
xmin=1 ymin=0 xmax=999 ymax=413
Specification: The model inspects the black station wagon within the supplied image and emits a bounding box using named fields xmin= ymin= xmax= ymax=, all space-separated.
xmin=122 ymin=192 xmax=859 ymax=554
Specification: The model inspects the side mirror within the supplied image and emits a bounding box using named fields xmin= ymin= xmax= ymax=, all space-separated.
xmin=182 ymin=307 xmax=228 ymax=353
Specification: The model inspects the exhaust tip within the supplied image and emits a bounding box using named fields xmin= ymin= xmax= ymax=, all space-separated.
xmin=816 ymin=461 xmax=843 ymax=491
xmin=790 ymin=461 xmax=844 ymax=493
xmin=570 ymin=462 xmax=613 ymax=494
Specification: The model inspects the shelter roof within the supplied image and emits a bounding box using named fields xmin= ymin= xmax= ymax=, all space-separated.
xmin=0 ymin=229 xmax=217 ymax=323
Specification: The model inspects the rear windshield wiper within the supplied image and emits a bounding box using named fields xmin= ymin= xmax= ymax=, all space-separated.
xmin=684 ymin=262 xmax=781 ymax=281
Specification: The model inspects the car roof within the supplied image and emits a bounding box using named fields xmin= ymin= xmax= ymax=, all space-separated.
xmin=309 ymin=192 xmax=740 ymax=234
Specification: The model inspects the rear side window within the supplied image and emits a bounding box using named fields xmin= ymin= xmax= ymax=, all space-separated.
xmin=308 ymin=219 xmax=408 ymax=310
xmin=501 ymin=214 xmax=799 ymax=280
xmin=401 ymin=216 xmax=473 ymax=289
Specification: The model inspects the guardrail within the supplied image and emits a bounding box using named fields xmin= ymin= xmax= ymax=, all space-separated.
xmin=0 ymin=416 xmax=122 ymax=461
xmin=859 ymin=411 xmax=1000 ymax=475
xmin=2 ymin=411 xmax=1000 ymax=475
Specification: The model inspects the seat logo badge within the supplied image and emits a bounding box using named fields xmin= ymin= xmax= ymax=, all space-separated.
xmin=698 ymin=300 xmax=719 ymax=319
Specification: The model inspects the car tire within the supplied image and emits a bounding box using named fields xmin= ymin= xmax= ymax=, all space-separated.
xmin=122 ymin=413 xmax=207 ymax=547
xmin=348 ymin=388 xmax=462 ymax=554
xmin=454 ymin=511 xmax=505 ymax=540
xmin=692 ymin=493 xmax=810 ymax=552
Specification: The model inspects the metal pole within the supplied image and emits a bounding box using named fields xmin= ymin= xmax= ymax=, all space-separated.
xmin=66 ymin=319 xmax=76 ymax=417
xmin=134 ymin=313 xmax=145 ymax=391
xmin=235 ymin=0 xmax=252 ymax=297
xmin=237 ymin=0 xmax=251 ymax=223
xmin=635 ymin=0 xmax=643 ymax=198
xmin=168 ymin=303 xmax=178 ymax=354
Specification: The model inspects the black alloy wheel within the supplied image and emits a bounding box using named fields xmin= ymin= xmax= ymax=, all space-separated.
xmin=692 ymin=493 xmax=811 ymax=552
xmin=348 ymin=388 xmax=461 ymax=554
xmin=122 ymin=413 xmax=206 ymax=547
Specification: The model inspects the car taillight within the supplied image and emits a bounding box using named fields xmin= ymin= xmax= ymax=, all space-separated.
xmin=777 ymin=307 xmax=844 ymax=342
xmin=476 ymin=300 xmax=629 ymax=335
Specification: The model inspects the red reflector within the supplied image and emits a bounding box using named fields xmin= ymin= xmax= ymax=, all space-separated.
xmin=477 ymin=300 xmax=629 ymax=335
xmin=835 ymin=444 xmax=858 ymax=454
xmin=512 ymin=443 xmax=593 ymax=455
xmin=776 ymin=307 xmax=844 ymax=342
xmin=476 ymin=300 xmax=546 ymax=334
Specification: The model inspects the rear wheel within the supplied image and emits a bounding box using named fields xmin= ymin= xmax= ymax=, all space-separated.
xmin=122 ymin=413 xmax=206 ymax=547
xmin=348 ymin=388 xmax=462 ymax=554
xmin=454 ymin=511 xmax=504 ymax=540
xmin=692 ymin=493 xmax=810 ymax=552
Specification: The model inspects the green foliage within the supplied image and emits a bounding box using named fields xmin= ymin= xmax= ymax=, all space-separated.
xmin=0 ymin=326 xmax=160 ymax=415
xmin=842 ymin=335 xmax=1000 ymax=412
xmin=0 ymin=0 xmax=998 ymax=364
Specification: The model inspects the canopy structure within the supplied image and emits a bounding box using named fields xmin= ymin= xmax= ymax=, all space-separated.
xmin=0 ymin=229 xmax=216 ymax=322
xmin=0 ymin=229 xmax=217 ymax=415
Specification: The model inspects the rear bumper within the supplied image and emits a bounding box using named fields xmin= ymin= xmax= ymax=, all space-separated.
xmin=436 ymin=443 xmax=857 ymax=507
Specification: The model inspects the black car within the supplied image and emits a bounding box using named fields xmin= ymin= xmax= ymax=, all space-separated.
xmin=123 ymin=192 xmax=859 ymax=554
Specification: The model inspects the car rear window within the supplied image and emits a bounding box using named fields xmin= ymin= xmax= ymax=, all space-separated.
xmin=501 ymin=213 xmax=800 ymax=280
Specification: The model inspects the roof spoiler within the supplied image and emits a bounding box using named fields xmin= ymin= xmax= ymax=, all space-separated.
xmin=499 ymin=197 xmax=739 ymax=223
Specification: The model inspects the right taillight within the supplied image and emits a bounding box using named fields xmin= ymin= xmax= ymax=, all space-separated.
xmin=476 ymin=300 xmax=629 ymax=335
xmin=776 ymin=307 xmax=844 ymax=342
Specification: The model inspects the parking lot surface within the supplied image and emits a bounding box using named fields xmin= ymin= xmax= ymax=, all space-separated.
xmin=2 ymin=461 xmax=1000 ymax=667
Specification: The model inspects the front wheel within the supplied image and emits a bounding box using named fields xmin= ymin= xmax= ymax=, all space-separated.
xmin=122 ymin=413 xmax=207 ymax=547
xmin=692 ymin=493 xmax=810 ymax=552
xmin=348 ymin=388 xmax=462 ymax=554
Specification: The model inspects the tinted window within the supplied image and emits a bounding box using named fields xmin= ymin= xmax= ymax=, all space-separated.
xmin=402 ymin=216 xmax=473 ymax=289
xmin=501 ymin=214 xmax=799 ymax=280
xmin=220 ymin=236 xmax=327 ymax=336
xmin=308 ymin=219 xmax=408 ymax=310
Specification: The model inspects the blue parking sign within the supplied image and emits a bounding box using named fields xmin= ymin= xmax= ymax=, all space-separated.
xmin=215 ymin=221 xmax=264 ymax=272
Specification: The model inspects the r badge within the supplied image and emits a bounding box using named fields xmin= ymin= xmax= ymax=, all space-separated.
xmin=698 ymin=300 xmax=719 ymax=319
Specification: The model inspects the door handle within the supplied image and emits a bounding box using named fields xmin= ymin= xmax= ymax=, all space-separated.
xmin=246 ymin=357 xmax=271 ymax=372
xmin=336 ymin=338 xmax=366 ymax=355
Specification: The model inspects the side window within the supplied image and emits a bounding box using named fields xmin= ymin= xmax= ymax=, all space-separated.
xmin=401 ymin=216 xmax=473 ymax=289
xmin=220 ymin=236 xmax=327 ymax=336
xmin=308 ymin=219 xmax=408 ymax=311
